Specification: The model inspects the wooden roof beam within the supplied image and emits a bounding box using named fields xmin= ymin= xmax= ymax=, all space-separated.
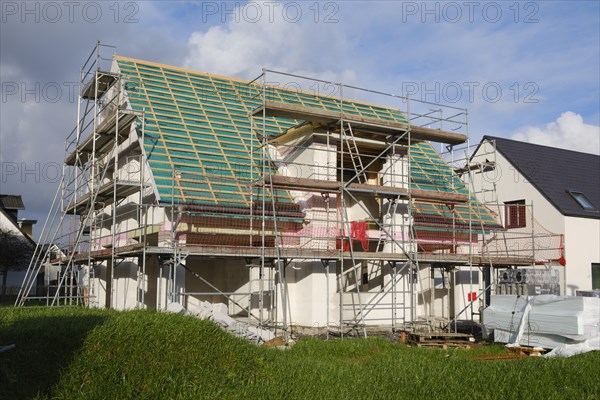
xmin=252 ymin=100 xmax=467 ymax=145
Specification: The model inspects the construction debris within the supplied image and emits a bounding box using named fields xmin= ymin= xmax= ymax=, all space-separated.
xmin=543 ymin=337 xmax=600 ymax=358
xmin=262 ymin=336 xmax=296 ymax=350
xmin=473 ymin=353 xmax=526 ymax=361
xmin=166 ymin=302 xmax=275 ymax=345
xmin=0 ymin=344 xmax=16 ymax=353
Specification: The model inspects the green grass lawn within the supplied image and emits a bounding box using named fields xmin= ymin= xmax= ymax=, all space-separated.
xmin=1 ymin=307 xmax=598 ymax=400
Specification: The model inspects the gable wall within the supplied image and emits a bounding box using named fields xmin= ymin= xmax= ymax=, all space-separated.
xmin=471 ymin=140 xmax=565 ymax=234
xmin=0 ymin=210 xmax=32 ymax=292
xmin=0 ymin=209 xmax=25 ymax=236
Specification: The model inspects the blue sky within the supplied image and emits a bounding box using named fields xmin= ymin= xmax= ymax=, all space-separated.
xmin=1 ymin=0 xmax=599 ymax=233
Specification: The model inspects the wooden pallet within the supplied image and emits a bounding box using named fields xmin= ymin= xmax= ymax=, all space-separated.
xmin=407 ymin=331 xmax=475 ymax=349
xmin=474 ymin=353 xmax=526 ymax=361
xmin=506 ymin=345 xmax=548 ymax=357
xmin=414 ymin=341 xmax=473 ymax=349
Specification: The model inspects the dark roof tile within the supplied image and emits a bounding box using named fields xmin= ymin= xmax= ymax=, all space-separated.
xmin=483 ymin=136 xmax=600 ymax=219
xmin=0 ymin=195 xmax=25 ymax=210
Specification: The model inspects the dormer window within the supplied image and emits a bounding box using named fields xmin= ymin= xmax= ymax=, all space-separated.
xmin=567 ymin=191 xmax=596 ymax=210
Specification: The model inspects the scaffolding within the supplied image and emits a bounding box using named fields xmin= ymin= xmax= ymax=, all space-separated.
xmin=16 ymin=42 xmax=150 ymax=308
xmin=16 ymin=44 xmax=565 ymax=340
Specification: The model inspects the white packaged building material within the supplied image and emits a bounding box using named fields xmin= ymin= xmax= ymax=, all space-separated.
xmin=483 ymin=295 xmax=600 ymax=352
xmin=544 ymin=337 xmax=600 ymax=358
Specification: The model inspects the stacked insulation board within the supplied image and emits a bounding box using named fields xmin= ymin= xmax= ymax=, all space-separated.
xmin=114 ymin=56 xmax=497 ymax=228
xmin=483 ymin=295 xmax=600 ymax=349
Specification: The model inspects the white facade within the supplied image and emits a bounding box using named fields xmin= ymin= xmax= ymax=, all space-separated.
xmin=0 ymin=209 xmax=24 ymax=235
xmin=564 ymin=216 xmax=600 ymax=293
xmin=0 ymin=212 xmax=26 ymax=294
xmin=0 ymin=210 xmax=31 ymax=293
xmin=471 ymin=139 xmax=600 ymax=293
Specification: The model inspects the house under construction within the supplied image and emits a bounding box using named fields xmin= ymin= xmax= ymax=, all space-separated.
xmin=17 ymin=43 xmax=564 ymax=336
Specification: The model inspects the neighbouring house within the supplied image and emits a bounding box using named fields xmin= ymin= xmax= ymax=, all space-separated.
xmin=0 ymin=195 xmax=36 ymax=298
xmin=470 ymin=136 xmax=600 ymax=294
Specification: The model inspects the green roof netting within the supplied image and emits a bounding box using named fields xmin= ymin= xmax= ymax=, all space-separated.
xmin=115 ymin=56 xmax=496 ymax=227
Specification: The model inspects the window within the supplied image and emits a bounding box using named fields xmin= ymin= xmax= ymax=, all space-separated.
xmin=360 ymin=263 xmax=371 ymax=292
xmin=592 ymin=263 xmax=600 ymax=290
xmin=568 ymin=191 xmax=597 ymax=210
xmin=505 ymin=200 xmax=526 ymax=228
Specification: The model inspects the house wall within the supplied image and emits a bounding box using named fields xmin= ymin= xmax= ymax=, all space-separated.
xmin=564 ymin=216 xmax=600 ymax=293
xmin=111 ymin=260 xmax=138 ymax=309
xmin=91 ymin=259 xmax=135 ymax=309
xmin=84 ymin=131 xmax=593 ymax=327
xmin=185 ymin=257 xmax=250 ymax=316
xmin=272 ymin=139 xmax=340 ymax=327
xmin=0 ymin=210 xmax=33 ymax=296
xmin=285 ymin=260 xmax=338 ymax=328
xmin=380 ymin=151 xmax=412 ymax=253
xmin=350 ymin=261 xmax=416 ymax=326
xmin=286 ymin=259 xmax=418 ymax=328
xmin=90 ymin=254 xmax=184 ymax=311
xmin=0 ymin=210 xmax=24 ymax=235
xmin=452 ymin=266 xmax=481 ymax=321
xmin=264 ymin=139 xmax=460 ymax=327
xmin=471 ymin=140 xmax=565 ymax=234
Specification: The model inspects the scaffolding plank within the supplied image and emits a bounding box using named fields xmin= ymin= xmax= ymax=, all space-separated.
xmin=68 ymin=241 xmax=534 ymax=266
xmin=454 ymin=161 xmax=496 ymax=175
xmin=411 ymin=189 xmax=468 ymax=203
xmin=81 ymin=71 xmax=119 ymax=100
xmin=63 ymin=180 xmax=142 ymax=215
xmin=65 ymin=110 xmax=140 ymax=166
xmin=262 ymin=174 xmax=468 ymax=203
xmin=140 ymin=245 xmax=532 ymax=265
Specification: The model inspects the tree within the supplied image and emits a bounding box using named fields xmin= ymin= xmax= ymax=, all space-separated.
xmin=0 ymin=228 xmax=34 ymax=296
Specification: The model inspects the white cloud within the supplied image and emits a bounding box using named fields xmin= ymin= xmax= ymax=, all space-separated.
xmin=511 ymin=112 xmax=600 ymax=155
xmin=0 ymin=62 xmax=21 ymax=81
xmin=183 ymin=1 xmax=355 ymax=83
xmin=1 ymin=1 xmax=598 ymax=237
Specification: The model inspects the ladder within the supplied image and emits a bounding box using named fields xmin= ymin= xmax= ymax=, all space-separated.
xmin=343 ymin=123 xmax=368 ymax=184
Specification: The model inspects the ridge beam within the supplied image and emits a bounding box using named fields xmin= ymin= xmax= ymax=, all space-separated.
xmin=251 ymin=100 xmax=467 ymax=145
